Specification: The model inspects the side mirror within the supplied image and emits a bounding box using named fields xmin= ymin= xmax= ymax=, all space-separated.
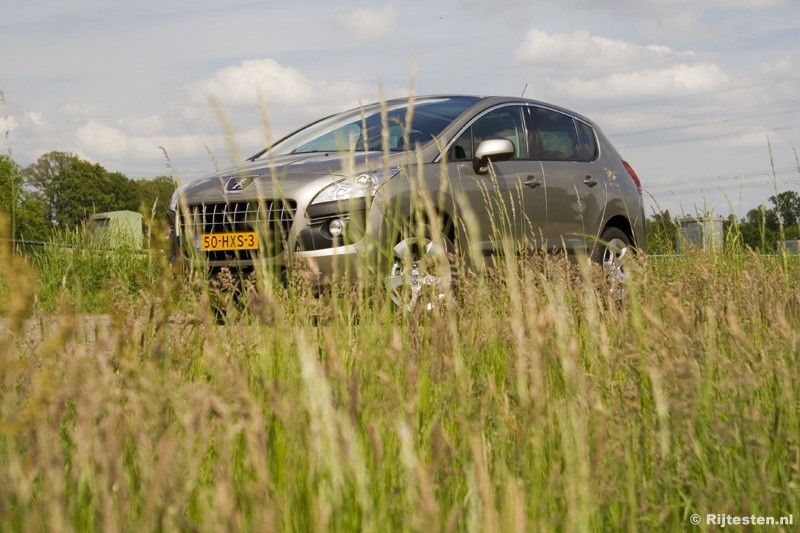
xmin=473 ymin=138 xmax=515 ymax=174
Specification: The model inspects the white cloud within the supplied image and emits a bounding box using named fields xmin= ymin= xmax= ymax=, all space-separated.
xmin=190 ymin=58 xmax=371 ymax=110
xmin=459 ymin=0 xmax=784 ymax=12
xmin=557 ymin=63 xmax=730 ymax=100
xmin=75 ymin=120 xmax=217 ymax=160
xmin=704 ymin=127 xmax=773 ymax=150
xmin=116 ymin=115 xmax=165 ymax=136
xmin=708 ymin=0 xmax=784 ymax=7
xmin=514 ymin=29 xmax=696 ymax=74
xmin=58 ymin=102 xmax=106 ymax=121
xmin=193 ymin=59 xmax=315 ymax=107
xmin=27 ymin=112 xmax=43 ymax=126
xmin=760 ymin=55 xmax=794 ymax=77
xmin=338 ymin=5 xmax=397 ymax=40
xmin=514 ymin=29 xmax=730 ymax=100
xmin=75 ymin=121 xmax=127 ymax=157
xmin=187 ymin=58 xmax=386 ymax=140
xmin=458 ymin=0 xmax=787 ymax=42
xmin=0 ymin=115 xmax=19 ymax=136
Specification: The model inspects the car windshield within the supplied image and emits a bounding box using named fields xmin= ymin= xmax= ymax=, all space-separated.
xmin=263 ymin=96 xmax=480 ymax=156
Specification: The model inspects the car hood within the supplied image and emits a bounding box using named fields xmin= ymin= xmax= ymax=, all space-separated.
xmin=180 ymin=151 xmax=401 ymax=204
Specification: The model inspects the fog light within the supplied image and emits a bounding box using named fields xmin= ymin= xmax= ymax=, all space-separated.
xmin=329 ymin=218 xmax=346 ymax=237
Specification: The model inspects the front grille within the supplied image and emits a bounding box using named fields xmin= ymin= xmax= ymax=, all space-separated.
xmin=180 ymin=200 xmax=296 ymax=260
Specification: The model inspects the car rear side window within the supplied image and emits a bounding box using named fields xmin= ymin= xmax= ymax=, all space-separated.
xmin=529 ymin=107 xmax=581 ymax=162
xmin=576 ymin=120 xmax=598 ymax=162
xmin=448 ymin=106 xmax=528 ymax=161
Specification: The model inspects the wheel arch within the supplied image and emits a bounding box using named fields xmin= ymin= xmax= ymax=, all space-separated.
xmin=602 ymin=215 xmax=637 ymax=249
xmin=373 ymin=190 xmax=461 ymax=269
xmin=381 ymin=187 xmax=459 ymax=243
xmin=397 ymin=207 xmax=459 ymax=246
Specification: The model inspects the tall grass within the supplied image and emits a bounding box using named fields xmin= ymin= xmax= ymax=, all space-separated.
xmin=1 ymin=93 xmax=798 ymax=530
xmin=1 ymin=214 xmax=798 ymax=530
xmin=23 ymin=227 xmax=156 ymax=313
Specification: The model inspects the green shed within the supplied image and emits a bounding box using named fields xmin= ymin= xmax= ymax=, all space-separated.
xmin=90 ymin=210 xmax=144 ymax=249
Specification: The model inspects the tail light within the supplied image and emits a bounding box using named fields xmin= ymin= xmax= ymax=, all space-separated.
xmin=622 ymin=160 xmax=641 ymax=195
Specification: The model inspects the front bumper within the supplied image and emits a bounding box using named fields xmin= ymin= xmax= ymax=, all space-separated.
xmin=167 ymin=197 xmax=391 ymax=283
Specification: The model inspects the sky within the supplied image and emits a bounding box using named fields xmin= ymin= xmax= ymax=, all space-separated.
xmin=2 ymin=0 xmax=800 ymax=219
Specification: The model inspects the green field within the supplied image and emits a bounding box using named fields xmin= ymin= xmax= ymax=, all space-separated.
xmin=1 ymin=222 xmax=798 ymax=531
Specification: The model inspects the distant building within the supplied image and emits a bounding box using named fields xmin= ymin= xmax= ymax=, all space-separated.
xmin=676 ymin=215 xmax=724 ymax=253
xmin=90 ymin=211 xmax=144 ymax=249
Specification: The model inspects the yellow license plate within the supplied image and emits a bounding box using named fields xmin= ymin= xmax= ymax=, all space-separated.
xmin=198 ymin=232 xmax=259 ymax=251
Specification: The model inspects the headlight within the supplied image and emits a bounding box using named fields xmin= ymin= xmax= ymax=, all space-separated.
xmin=310 ymin=168 xmax=400 ymax=205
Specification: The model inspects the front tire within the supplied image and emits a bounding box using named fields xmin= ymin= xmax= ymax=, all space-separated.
xmin=384 ymin=223 xmax=456 ymax=311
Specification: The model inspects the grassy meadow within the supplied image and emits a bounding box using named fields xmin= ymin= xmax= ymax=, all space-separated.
xmin=0 ymin=213 xmax=798 ymax=532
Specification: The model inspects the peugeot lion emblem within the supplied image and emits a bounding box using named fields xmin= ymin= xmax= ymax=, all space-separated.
xmin=224 ymin=175 xmax=255 ymax=193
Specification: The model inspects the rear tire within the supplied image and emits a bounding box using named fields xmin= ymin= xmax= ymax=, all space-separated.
xmin=591 ymin=227 xmax=633 ymax=298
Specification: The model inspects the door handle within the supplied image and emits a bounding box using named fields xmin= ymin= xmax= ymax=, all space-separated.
xmin=524 ymin=175 xmax=542 ymax=189
xmin=583 ymin=175 xmax=598 ymax=187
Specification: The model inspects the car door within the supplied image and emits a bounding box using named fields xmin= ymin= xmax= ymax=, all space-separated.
xmin=444 ymin=104 xmax=548 ymax=257
xmin=528 ymin=106 xmax=606 ymax=255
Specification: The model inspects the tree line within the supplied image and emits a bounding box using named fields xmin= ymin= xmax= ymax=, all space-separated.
xmin=1 ymin=151 xmax=176 ymax=243
xmin=647 ymin=190 xmax=800 ymax=254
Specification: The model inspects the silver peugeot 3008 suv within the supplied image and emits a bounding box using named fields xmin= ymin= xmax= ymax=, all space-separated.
xmin=167 ymin=95 xmax=645 ymax=308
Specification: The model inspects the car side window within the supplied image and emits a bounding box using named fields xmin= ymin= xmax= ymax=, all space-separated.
xmin=575 ymin=120 xmax=598 ymax=161
xmin=529 ymin=107 xmax=581 ymax=162
xmin=448 ymin=106 xmax=528 ymax=161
